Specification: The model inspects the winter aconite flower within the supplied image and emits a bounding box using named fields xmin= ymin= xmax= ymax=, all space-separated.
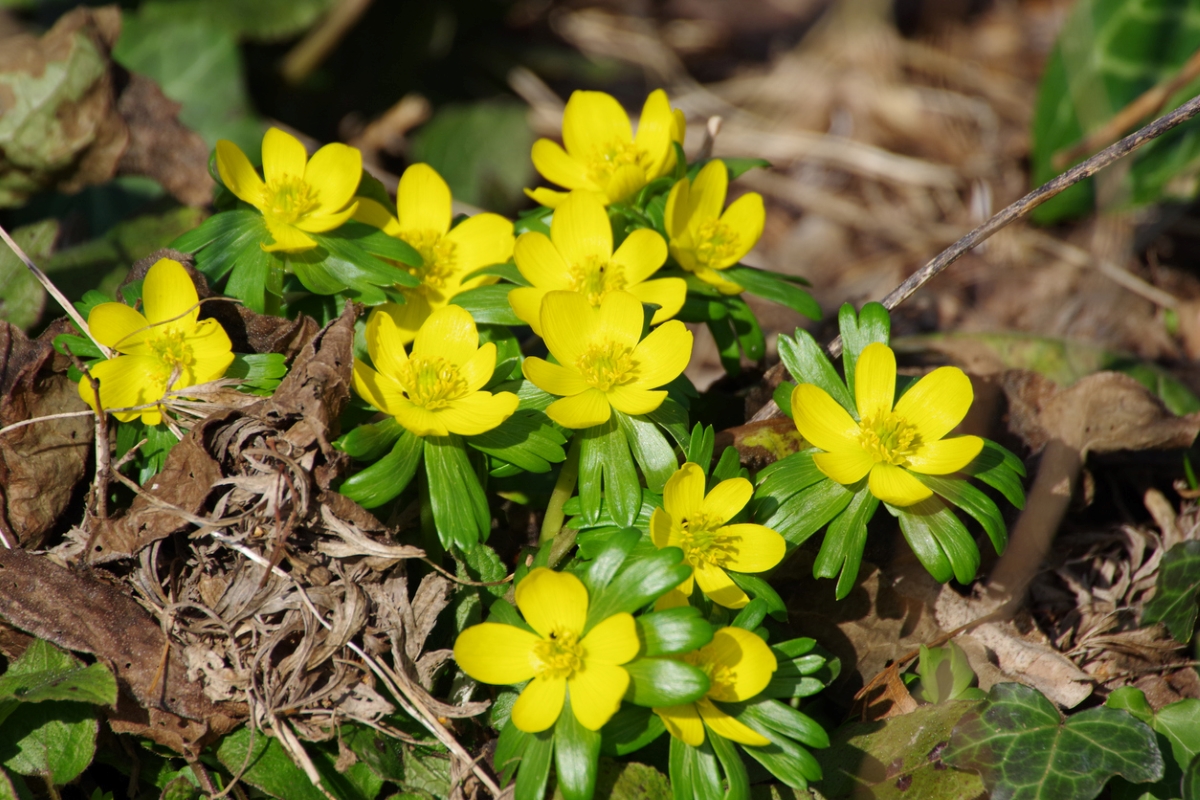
xmin=527 ymin=89 xmax=685 ymax=208
xmin=454 ymin=568 xmax=639 ymax=732
xmin=665 ymin=160 xmax=765 ymax=294
xmin=792 ymin=342 xmax=983 ymax=507
xmin=509 ymin=190 xmax=685 ymax=335
xmin=654 ymin=627 xmax=777 ymax=746
xmin=353 ymin=304 xmax=518 ymax=437
xmin=216 ymin=127 xmax=361 ymax=252
xmin=652 ymin=463 xmax=786 ymax=608
xmin=522 ymin=290 xmax=692 ymax=429
xmin=354 ymin=163 xmax=515 ymax=343
xmin=81 ymin=259 xmax=233 ymax=426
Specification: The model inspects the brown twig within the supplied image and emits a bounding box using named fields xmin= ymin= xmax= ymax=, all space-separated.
xmin=280 ymin=0 xmax=376 ymax=85
xmin=1052 ymin=45 xmax=1200 ymax=170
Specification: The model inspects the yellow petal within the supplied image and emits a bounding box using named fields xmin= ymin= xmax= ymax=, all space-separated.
xmin=691 ymin=265 xmax=744 ymax=295
xmin=215 ymin=139 xmax=266 ymax=209
xmin=791 ymin=384 xmax=860 ymax=453
xmin=437 ymin=391 xmax=518 ymax=436
xmin=365 ymin=306 xmax=413 ymax=380
xmin=512 ymin=676 xmax=566 ymax=733
xmin=398 ymin=163 xmax=452 ymax=237
xmin=305 ymin=142 xmax=362 ymax=214
xmin=453 ymin=622 xmax=538 ymax=684
xmin=596 ymin=290 xmax=646 ymax=352
xmin=546 ymin=389 xmax=611 ymax=429
xmin=352 ymin=359 xmax=391 ymax=414
xmin=86 ymin=355 xmax=164 ymax=424
xmin=142 ymin=258 xmax=199 ymax=326
xmin=562 ymin=90 xmax=632 ymax=159
xmin=603 ymin=163 xmax=646 ymax=205
xmin=695 ymin=698 xmax=770 ymax=746
xmin=515 ymin=568 xmax=588 ymax=638
xmin=443 ymin=212 xmax=515 ymax=273
xmin=351 ymin=196 xmax=400 ymax=235
xmin=650 ymin=507 xmax=674 ymax=549
xmin=715 ymin=193 xmax=765 ymax=268
xmin=514 ymin=231 xmax=571 ymax=289
xmin=634 ymin=89 xmax=678 ymax=179
xmin=523 ymin=357 xmax=589 ymax=397
xmin=719 ymin=524 xmax=786 ymax=574
xmin=541 ymin=291 xmax=598 ymax=365
xmin=893 ymin=366 xmax=975 ymax=443
xmin=262 ymin=127 xmax=308 ymax=185
xmin=411 ymin=304 xmax=478 ymax=367
xmin=185 ymin=320 xmax=235 ymax=383
xmin=906 ymin=435 xmax=984 ymax=475
xmin=525 ymin=186 xmax=569 ymax=208
xmin=392 ymin=400 xmax=450 ymax=437
xmin=383 ymin=292 xmax=431 ymax=345
xmin=580 ymin=612 xmax=638 ymax=665
xmin=855 ymin=342 xmax=896 ymax=421
xmin=261 ymin=218 xmax=317 ymax=252
xmin=664 ymin=177 xmax=690 ymax=240
xmin=813 ymin=448 xmax=874 ymax=485
xmin=606 ymin=386 xmax=666 ymax=416
xmin=292 ymin=201 xmax=359 ymax=233
xmin=568 ymin=664 xmax=629 ymax=730
xmin=611 ymin=228 xmax=668 ymax=285
xmin=654 ymin=588 xmax=691 ymax=611
xmin=687 ymin=161 xmax=728 ymax=226
xmin=655 ymin=703 xmax=705 ymax=746
xmin=628 ymin=278 xmax=686 ymax=325
xmin=704 ymin=627 xmax=777 ymax=701
xmin=663 ymin=462 xmax=705 ymax=522
xmin=694 ymin=562 xmax=749 ymax=608
xmin=88 ymin=302 xmax=149 ymax=351
xmin=459 ymin=342 xmax=497 ymax=393
xmin=702 ymin=477 xmax=752 ymax=524
xmin=531 ymin=138 xmax=595 ymax=192
xmin=551 ymin=190 xmax=613 ymax=267
xmin=630 ymin=320 xmax=691 ymax=389
xmin=868 ymin=463 xmax=933 ymax=507
xmin=508 ymin=286 xmax=549 ymax=335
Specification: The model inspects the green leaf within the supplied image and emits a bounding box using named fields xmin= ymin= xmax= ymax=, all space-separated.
xmin=709 ymin=732 xmax=750 ymax=800
xmin=424 ymin=436 xmax=491 ymax=550
xmin=763 ymin=476 xmax=855 ymax=548
xmin=555 ymin=695 xmax=602 ymax=800
xmin=554 ymin=759 xmax=671 ymax=800
xmin=225 ymin=353 xmax=288 ymax=394
xmin=734 ymin=709 xmax=823 ymax=791
xmin=838 ymin=302 xmax=891 ymax=400
xmin=636 ymin=607 xmax=714 ymax=657
xmin=912 ymin=641 xmax=984 ymax=704
xmin=515 ymin=729 xmax=554 ymax=800
xmin=1108 ymin=688 xmax=1200 ymax=780
xmin=726 ymin=294 xmax=766 ymax=362
xmin=335 ymin=417 xmax=405 ymax=461
xmin=585 ymin=548 xmax=691 ymax=629
xmin=624 ymin=658 xmax=710 ymax=707
xmin=755 ymin=450 xmax=826 ymax=507
xmin=600 ymin=707 xmax=666 ymax=757
xmin=468 ymin=409 xmax=567 ymax=474
xmin=0 ymin=701 xmax=96 ymax=786
xmin=893 ymin=496 xmax=981 ymax=585
xmin=216 ymin=727 xmax=326 ymax=800
xmin=1029 ymin=0 xmax=1200 ymax=223
xmin=685 ymin=423 xmax=715 ymax=473
xmin=581 ymin=528 xmax=641 ymax=596
xmin=465 ymin=260 xmax=530 ymax=286
xmin=451 ymin=285 xmax=524 ymax=326
xmin=495 ymin=720 xmax=530 ymax=783
xmin=727 ymin=573 xmax=787 ymax=620
xmin=0 ymin=770 xmax=19 ymax=800
xmin=0 ymin=639 xmax=116 ymax=712
xmin=338 ymin=428 xmax=422 ymax=508
xmin=812 ymin=485 xmax=878 ymax=598
xmin=1143 ymin=540 xmax=1200 ymax=643
xmin=945 ymin=683 xmax=1164 ymax=800
xmin=915 ymin=473 xmax=1009 ymax=556
xmin=645 ymin=398 xmax=691 ymax=447
xmin=777 ymin=329 xmax=855 ymax=415
xmin=0 ymin=220 xmax=57 ymax=330
xmin=720 ymin=157 xmax=772 ymax=179
xmin=963 ymin=439 xmax=1027 ymax=510
xmin=579 ymin=418 xmax=641 ymax=527
xmin=724 ymin=266 xmax=820 ymax=321
xmin=727 ymin=697 xmax=828 ymax=749
xmin=614 ymin=410 xmax=679 ymax=493
xmin=332 ymin=220 xmax=421 ymax=267
xmin=1186 ymin=754 xmax=1200 ymax=800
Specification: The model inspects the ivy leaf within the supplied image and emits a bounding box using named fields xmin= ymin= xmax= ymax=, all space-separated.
xmin=1143 ymin=540 xmax=1200 ymax=643
xmin=0 ymin=640 xmax=116 ymax=717
xmin=945 ymin=682 xmax=1163 ymax=800
xmin=0 ymin=701 xmax=97 ymax=787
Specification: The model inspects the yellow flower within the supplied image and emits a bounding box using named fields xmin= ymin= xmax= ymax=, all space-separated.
xmin=654 ymin=627 xmax=777 ymax=747
xmin=651 ymin=463 xmax=786 ymax=609
xmin=527 ymin=89 xmax=686 ymax=208
xmin=80 ymin=258 xmax=233 ymax=426
xmin=353 ymin=304 xmax=518 ymax=437
xmin=454 ymin=568 xmax=639 ymax=732
xmin=664 ymin=160 xmax=765 ymax=294
xmin=216 ymin=127 xmax=362 ymax=253
xmin=792 ymin=342 xmax=984 ymax=507
xmin=509 ymin=191 xmax=685 ymax=335
xmin=353 ymin=163 xmax=515 ymax=344
xmin=522 ymin=290 xmax=692 ymax=429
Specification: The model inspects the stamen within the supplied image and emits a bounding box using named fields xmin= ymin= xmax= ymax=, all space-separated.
xmin=567 ymin=255 xmax=627 ymax=306
xmin=262 ymin=176 xmax=319 ymax=223
xmin=675 ymin=513 xmax=738 ymax=568
xmin=691 ymin=220 xmax=741 ymax=269
xmin=148 ymin=328 xmax=197 ymax=385
xmin=585 ymin=140 xmax=651 ymax=186
xmin=403 ymin=230 xmax=459 ymax=291
xmin=575 ymin=340 xmax=635 ymax=391
xmin=684 ymin=649 xmax=736 ymax=696
xmin=531 ymin=628 xmax=585 ymax=680
xmin=399 ymin=357 xmax=468 ymax=409
xmin=857 ymin=412 xmax=920 ymax=466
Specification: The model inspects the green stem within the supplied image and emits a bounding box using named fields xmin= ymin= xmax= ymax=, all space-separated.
xmin=263 ymin=289 xmax=282 ymax=317
xmin=540 ymin=434 xmax=581 ymax=544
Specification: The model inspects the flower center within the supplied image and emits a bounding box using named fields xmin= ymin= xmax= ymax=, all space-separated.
xmin=684 ymin=650 xmax=736 ymax=698
xmin=575 ymin=340 xmax=636 ymax=392
xmin=403 ymin=229 xmax=459 ymax=292
xmin=691 ymin=219 xmax=741 ymax=269
xmin=585 ymin=140 xmax=651 ymax=186
xmin=398 ymin=356 xmax=467 ymax=409
xmin=567 ymin=256 xmax=627 ymax=306
xmin=531 ymin=628 xmax=585 ymax=680
xmin=676 ymin=513 xmax=737 ymax=568
xmin=261 ymin=176 xmax=319 ymax=223
xmin=858 ymin=412 xmax=920 ymax=466
xmin=148 ymin=327 xmax=196 ymax=388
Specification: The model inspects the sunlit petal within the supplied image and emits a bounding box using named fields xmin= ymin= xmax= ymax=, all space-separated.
xmin=436 ymin=391 xmax=517 ymax=436
xmin=602 ymin=164 xmax=645 ymax=205
xmin=580 ymin=612 xmax=638 ymax=665
xmin=868 ymin=463 xmax=933 ymax=507
xmin=562 ymin=90 xmax=633 ymax=159
xmin=655 ymin=703 xmax=705 ymax=746
xmin=551 ymin=191 xmax=613 ymax=267
xmin=720 ymin=524 xmax=786 ymax=574
xmin=525 ymin=186 xmax=568 ymax=208
xmin=715 ymin=193 xmax=765 ymax=268
xmin=687 ymin=161 xmax=728 ymax=225
xmin=791 ymin=384 xmax=859 ymax=452
xmin=893 ymin=366 xmax=975 ymax=443
xmin=89 ymin=302 xmax=149 ymax=352
xmin=351 ymin=197 xmax=400 ymax=235
xmin=607 ymin=385 xmax=665 ymax=416
xmin=703 ymin=627 xmax=776 ymax=702
xmin=365 ymin=306 xmax=412 ymax=379
xmin=262 ymin=127 xmax=308 ymax=184
xmin=85 ymin=355 xmax=164 ymax=423
xmin=855 ymin=343 xmax=896 ymax=421
xmin=596 ymin=290 xmax=646 ymax=352
xmin=694 ymin=562 xmax=748 ymax=608
xmin=523 ymin=357 xmax=589 ymax=397
xmin=392 ymin=398 xmax=450 ymax=437
xmin=261 ymin=218 xmax=316 ymax=252
xmin=531 ymin=138 xmax=594 ymax=192
xmin=611 ymin=228 xmax=668 ymax=285
xmin=907 ymin=436 xmax=984 ymax=475
xmin=813 ymin=448 xmax=874 ymax=484
xmin=397 ymin=163 xmax=452 ymax=237
xmin=305 ymin=142 xmax=362 ymax=213
xmin=650 ymin=507 xmax=674 ymax=549
xmin=512 ymin=676 xmax=566 ymax=733
xmin=453 ymin=622 xmax=538 ymax=684
xmin=701 ymin=477 xmax=752 ymax=524
xmin=142 ymin=259 xmax=199 ymax=325
xmin=540 ymin=291 xmax=598 ymax=365
xmin=444 ymin=213 xmax=515 ymax=273
xmin=664 ymin=176 xmax=690 ymax=239
xmin=458 ymin=342 xmax=497 ymax=393
xmin=628 ymin=277 xmax=686 ymax=325
xmin=411 ymin=304 xmax=478 ymax=367
xmin=514 ymin=231 xmax=571 ymax=289
xmin=515 ymin=568 xmax=588 ymax=638
xmin=629 ymin=320 xmax=691 ymax=389
xmin=215 ymin=140 xmax=266 ymax=208
xmin=691 ymin=265 xmax=744 ymax=295
xmin=663 ymin=462 xmax=705 ymax=521
xmin=568 ymin=664 xmax=629 ymax=730
xmin=507 ymin=287 xmax=549 ymax=335
xmin=634 ymin=89 xmax=677 ymax=179
xmin=292 ymin=202 xmax=359 ymax=233
xmin=546 ymin=388 xmax=611 ymax=429
xmin=696 ymin=699 xmax=770 ymax=746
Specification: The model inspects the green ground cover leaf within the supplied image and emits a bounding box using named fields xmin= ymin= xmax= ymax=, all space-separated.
xmin=0 ymin=220 xmax=57 ymax=330
xmin=1143 ymin=540 xmax=1200 ymax=642
xmin=0 ymin=701 xmax=97 ymax=787
xmin=0 ymin=639 xmax=117 ymax=714
xmin=945 ymin=682 xmax=1163 ymax=800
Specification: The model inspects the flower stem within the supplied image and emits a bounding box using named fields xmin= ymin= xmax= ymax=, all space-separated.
xmin=540 ymin=434 xmax=581 ymax=544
